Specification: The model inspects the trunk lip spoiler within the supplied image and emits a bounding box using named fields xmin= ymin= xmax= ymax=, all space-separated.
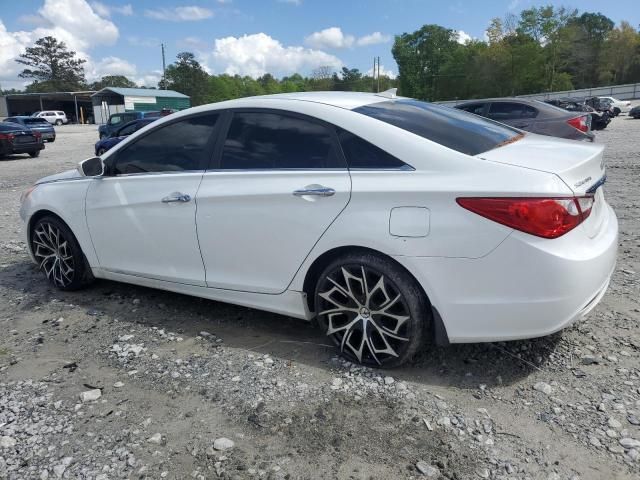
xmin=586 ymin=175 xmax=606 ymax=194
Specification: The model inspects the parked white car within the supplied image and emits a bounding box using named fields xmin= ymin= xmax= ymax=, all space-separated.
xmin=598 ymin=96 xmax=631 ymax=115
xmin=33 ymin=110 xmax=68 ymax=125
xmin=19 ymin=92 xmax=618 ymax=367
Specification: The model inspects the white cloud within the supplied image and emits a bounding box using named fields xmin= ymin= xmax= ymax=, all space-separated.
xmin=305 ymin=27 xmax=354 ymax=49
xmin=0 ymin=0 xmax=119 ymax=89
xmin=356 ymin=32 xmax=391 ymax=46
xmin=457 ymin=30 xmax=472 ymax=44
xmin=366 ymin=64 xmax=397 ymax=79
xmin=87 ymin=56 xmax=137 ymax=80
xmin=91 ymin=2 xmax=133 ymax=17
xmin=211 ymin=33 xmax=342 ymax=78
xmin=305 ymin=28 xmax=391 ymax=50
xmin=134 ymin=71 xmax=163 ymax=88
xmin=145 ymin=6 xmax=213 ymax=21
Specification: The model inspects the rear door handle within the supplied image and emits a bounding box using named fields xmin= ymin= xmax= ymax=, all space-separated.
xmin=161 ymin=192 xmax=191 ymax=203
xmin=293 ymin=186 xmax=335 ymax=197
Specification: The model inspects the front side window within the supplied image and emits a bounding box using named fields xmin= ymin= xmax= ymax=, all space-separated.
xmin=109 ymin=115 xmax=122 ymax=125
xmin=220 ymin=111 xmax=344 ymax=170
xmin=338 ymin=129 xmax=409 ymax=169
xmin=354 ymin=99 xmax=520 ymax=156
xmin=112 ymin=114 xmax=219 ymax=175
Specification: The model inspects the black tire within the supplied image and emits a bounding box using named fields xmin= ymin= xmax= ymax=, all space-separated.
xmin=97 ymin=148 xmax=107 ymax=156
xmin=29 ymin=150 xmax=40 ymax=158
xmin=314 ymin=251 xmax=431 ymax=368
xmin=30 ymin=215 xmax=93 ymax=291
xmin=613 ymin=108 xmax=621 ymax=116
xmin=55 ymin=119 xmax=63 ymax=126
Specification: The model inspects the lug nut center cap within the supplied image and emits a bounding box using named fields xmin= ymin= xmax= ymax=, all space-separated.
xmin=359 ymin=307 xmax=371 ymax=318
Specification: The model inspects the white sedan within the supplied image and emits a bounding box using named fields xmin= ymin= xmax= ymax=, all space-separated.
xmin=19 ymin=91 xmax=618 ymax=367
xmin=598 ymin=96 xmax=632 ymax=115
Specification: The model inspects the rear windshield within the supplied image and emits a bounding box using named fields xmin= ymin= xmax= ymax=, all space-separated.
xmin=353 ymin=99 xmax=521 ymax=156
xmin=24 ymin=118 xmax=49 ymax=125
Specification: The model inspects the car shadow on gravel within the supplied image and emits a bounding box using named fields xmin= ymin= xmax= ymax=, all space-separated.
xmin=2 ymin=259 xmax=562 ymax=390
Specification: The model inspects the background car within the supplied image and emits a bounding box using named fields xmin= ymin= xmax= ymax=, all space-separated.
xmin=21 ymin=92 xmax=617 ymax=368
xmin=629 ymin=105 xmax=640 ymax=119
xmin=3 ymin=116 xmax=56 ymax=142
xmin=544 ymin=98 xmax=610 ymax=130
xmin=0 ymin=122 xmax=44 ymax=159
xmin=598 ymin=96 xmax=631 ymax=115
xmin=95 ymin=117 xmax=158 ymax=155
xmin=98 ymin=111 xmax=160 ymax=139
xmin=454 ymin=98 xmax=594 ymax=141
xmin=33 ymin=111 xmax=68 ymax=126
xmin=584 ymin=96 xmax=616 ymax=117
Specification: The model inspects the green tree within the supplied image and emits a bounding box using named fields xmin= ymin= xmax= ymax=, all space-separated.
xmin=17 ymin=36 xmax=86 ymax=92
xmin=163 ymin=52 xmax=209 ymax=106
xmin=90 ymin=75 xmax=137 ymax=90
xmin=392 ymin=25 xmax=459 ymax=100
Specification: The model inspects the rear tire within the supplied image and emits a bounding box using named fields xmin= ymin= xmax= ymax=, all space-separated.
xmin=55 ymin=120 xmax=63 ymax=126
xmin=314 ymin=252 xmax=431 ymax=368
xmin=613 ymin=107 xmax=621 ymax=116
xmin=29 ymin=151 xmax=40 ymax=158
xmin=31 ymin=216 xmax=93 ymax=291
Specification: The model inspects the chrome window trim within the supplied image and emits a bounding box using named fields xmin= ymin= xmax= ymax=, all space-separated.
xmin=106 ymin=169 xmax=206 ymax=179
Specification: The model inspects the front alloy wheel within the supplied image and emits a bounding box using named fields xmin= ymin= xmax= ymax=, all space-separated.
xmin=31 ymin=216 xmax=91 ymax=290
xmin=315 ymin=253 xmax=429 ymax=367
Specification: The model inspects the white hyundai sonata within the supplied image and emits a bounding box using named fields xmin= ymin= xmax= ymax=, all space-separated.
xmin=20 ymin=91 xmax=618 ymax=367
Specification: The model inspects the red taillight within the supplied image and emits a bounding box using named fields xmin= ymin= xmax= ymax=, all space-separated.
xmin=0 ymin=133 xmax=15 ymax=141
xmin=456 ymin=196 xmax=595 ymax=239
xmin=567 ymin=115 xmax=589 ymax=133
xmin=32 ymin=131 xmax=42 ymax=141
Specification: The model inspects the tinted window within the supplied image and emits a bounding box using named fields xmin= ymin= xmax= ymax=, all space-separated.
xmin=112 ymin=114 xmax=219 ymax=175
xmin=488 ymin=102 xmax=537 ymax=120
xmin=220 ymin=112 xmax=344 ymax=169
xmin=338 ymin=129 xmax=409 ymax=169
xmin=354 ymin=99 xmax=520 ymax=156
xmin=117 ymin=122 xmax=138 ymax=136
xmin=457 ymin=103 xmax=485 ymax=115
xmin=24 ymin=118 xmax=49 ymax=125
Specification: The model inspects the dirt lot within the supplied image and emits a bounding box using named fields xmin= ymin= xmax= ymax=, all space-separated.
xmin=1 ymin=112 xmax=639 ymax=480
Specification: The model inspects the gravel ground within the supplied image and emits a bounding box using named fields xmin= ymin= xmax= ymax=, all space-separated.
xmin=1 ymin=111 xmax=639 ymax=480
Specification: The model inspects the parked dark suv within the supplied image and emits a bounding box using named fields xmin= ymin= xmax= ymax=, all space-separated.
xmin=454 ymin=98 xmax=594 ymax=141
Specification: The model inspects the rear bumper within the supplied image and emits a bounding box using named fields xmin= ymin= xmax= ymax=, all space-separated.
xmin=394 ymin=203 xmax=618 ymax=343
xmin=0 ymin=141 xmax=44 ymax=155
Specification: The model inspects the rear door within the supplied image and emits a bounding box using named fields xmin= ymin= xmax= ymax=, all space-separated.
xmin=195 ymin=109 xmax=351 ymax=294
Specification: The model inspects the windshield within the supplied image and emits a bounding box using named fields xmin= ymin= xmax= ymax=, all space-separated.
xmin=354 ymin=99 xmax=521 ymax=156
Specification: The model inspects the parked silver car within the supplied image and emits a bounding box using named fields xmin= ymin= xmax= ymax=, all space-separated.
xmin=454 ymin=98 xmax=595 ymax=142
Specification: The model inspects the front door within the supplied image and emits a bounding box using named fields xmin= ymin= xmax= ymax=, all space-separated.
xmin=86 ymin=113 xmax=222 ymax=286
xmin=196 ymin=110 xmax=351 ymax=294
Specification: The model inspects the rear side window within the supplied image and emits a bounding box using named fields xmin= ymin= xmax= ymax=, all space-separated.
xmin=338 ymin=129 xmax=409 ymax=169
xmin=457 ymin=103 xmax=485 ymax=115
xmin=354 ymin=99 xmax=520 ymax=156
xmin=112 ymin=113 xmax=220 ymax=175
xmin=488 ymin=102 xmax=538 ymax=120
xmin=220 ymin=111 xmax=344 ymax=169
xmin=24 ymin=118 xmax=49 ymax=125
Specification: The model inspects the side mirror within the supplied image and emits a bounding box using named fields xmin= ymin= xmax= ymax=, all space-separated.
xmin=78 ymin=156 xmax=104 ymax=177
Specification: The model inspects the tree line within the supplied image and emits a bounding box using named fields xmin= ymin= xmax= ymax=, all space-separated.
xmin=393 ymin=6 xmax=640 ymax=101
xmin=4 ymin=5 xmax=640 ymax=104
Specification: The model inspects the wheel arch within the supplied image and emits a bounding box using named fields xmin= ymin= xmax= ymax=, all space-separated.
xmin=301 ymin=245 xmax=449 ymax=344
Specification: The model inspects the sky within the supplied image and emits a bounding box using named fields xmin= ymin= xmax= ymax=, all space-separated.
xmin=0 ymin=0 xmax=638 ymax=90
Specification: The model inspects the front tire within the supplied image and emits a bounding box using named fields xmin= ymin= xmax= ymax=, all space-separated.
xmin=314 ymin=252 xmax=431 ymax=368
xmin=31 ymin=216 xmax=92 ymax=290
xmin=613 ymin=107 xmax=621 ymax=116
xmin=55 ymin=120 xmax=63 ymax=126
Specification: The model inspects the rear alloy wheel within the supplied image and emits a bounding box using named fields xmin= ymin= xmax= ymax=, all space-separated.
xmin=31 ymin=216 xmax=92 ymax=290
xmin=29 ymin=150 xmax=40 ymax=158
xmin=315 ymin=253 xmax=430 ymax=368
xmin=55 ymin=120 xmax=63 ymax=126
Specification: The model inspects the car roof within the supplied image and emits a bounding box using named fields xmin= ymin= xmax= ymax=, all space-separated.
xmin=226 ymin=91 xmax=394 ymax=110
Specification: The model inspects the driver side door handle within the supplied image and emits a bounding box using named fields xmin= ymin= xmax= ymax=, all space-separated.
xmin=161 ymin=192 xmax=191 ymax=203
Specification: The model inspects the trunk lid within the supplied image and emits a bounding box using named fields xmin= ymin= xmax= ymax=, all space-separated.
xmin=478 ymin=134 xmax=605 ymax=195
xmin=478 ymin=134 xmax=607 ymax=238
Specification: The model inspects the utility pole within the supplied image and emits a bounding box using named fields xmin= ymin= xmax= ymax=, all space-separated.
xmin=377 ymin=56 xmax=380 ymax=93
xmin=372 ymin=57 xmax=376 ymax=92
xmin=161 ymin=43 xmax=167 ymax=90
